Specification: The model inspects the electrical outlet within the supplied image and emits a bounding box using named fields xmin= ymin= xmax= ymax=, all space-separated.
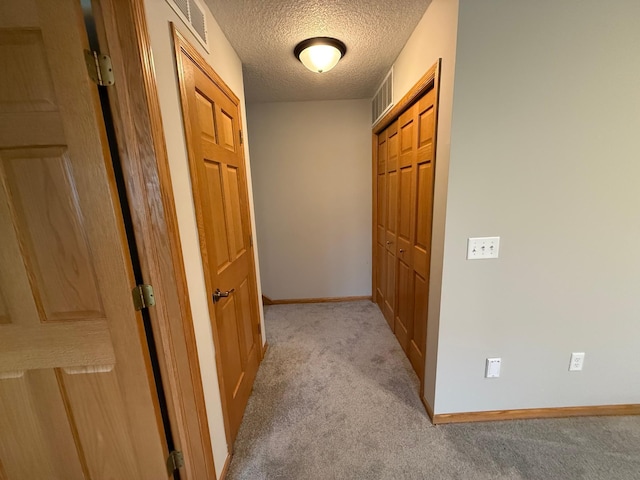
xmin=569 ymin=352 xmax=585 ymax=371
xmin=485 ymin=358 xmax=501 ymax=378
xmin=467 ymin=237 xmax=500 ymax=260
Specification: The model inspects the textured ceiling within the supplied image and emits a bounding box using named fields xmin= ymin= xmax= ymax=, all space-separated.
xmin=204 ymin=0 xmax=432 ymax=103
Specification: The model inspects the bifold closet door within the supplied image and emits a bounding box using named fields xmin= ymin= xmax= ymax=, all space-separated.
xmin=373 ymin=66 xmax=439 ymax=385
xmin=375 ymin=131 xmax=387 ymax=319
xmin=383 ymin=121 xmax=399 ymax=329
xmin=394 ymin=105 xmax=417 ymax=354
xmin=407 ymin=89 xmax=437 ymax=379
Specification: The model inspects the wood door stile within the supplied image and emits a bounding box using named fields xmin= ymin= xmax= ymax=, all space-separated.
xmin=173 ymin=26 xmax=263 ymax=449
xmin=0 ymin=0 xmax=167 ymax=478
xmin=371 ymin=61 xmax=441 ymax=387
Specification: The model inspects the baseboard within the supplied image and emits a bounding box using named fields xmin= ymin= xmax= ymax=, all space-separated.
xmin=420 ymin=394 xmax=435 ymax=424
xmin=262 ymin=295 xmax=372 ymax=305
xmin=262 ymin=341 xmax=269 ymax=358
xmin=433 ymin=404 xmax=640 ymax=425
xmin=219 ymin=452 xmax=232 ymax=480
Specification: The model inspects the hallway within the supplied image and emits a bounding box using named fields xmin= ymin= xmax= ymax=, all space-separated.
xmin=226 ymin=302 xmax=640 ymax=479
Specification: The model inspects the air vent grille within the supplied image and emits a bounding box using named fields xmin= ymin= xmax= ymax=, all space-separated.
xmin=166 ymin=0 xmax=209 ymax=51
xmin=372 ymin=68 xmax=393 ymax=125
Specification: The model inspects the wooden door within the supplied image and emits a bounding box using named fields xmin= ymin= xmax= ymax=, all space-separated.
xmin=0 ymin=0 xmax=168 ymax=478
xmin=394 ymin=105 xmax=417 ymax=354
xmin=408 ymin=89 xmax=437 ymax=379
xmin=375 ymin=131 xmax=387 ymax=316
xmin=174 ymin=29 xmax=263 ymax=448
xmin=372 ymin=63 xmax=440 ymax=386
xmin=384 ymin=121 xmax=399 ymax=326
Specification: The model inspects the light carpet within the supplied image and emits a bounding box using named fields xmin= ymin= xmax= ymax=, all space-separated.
xmin=226 ymin=301 xmax=640 ymax=479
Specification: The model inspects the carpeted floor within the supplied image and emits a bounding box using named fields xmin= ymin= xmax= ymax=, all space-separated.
xmin=226 ymin=301 xmax=640 ymax=479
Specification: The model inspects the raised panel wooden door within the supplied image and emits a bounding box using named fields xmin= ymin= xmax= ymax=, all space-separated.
xmin=375 ymin=132 xmax=387 ymax=314
xmin=175 ymin=32 xmax=262 ymax=447
xmin=394 ymin=105 xmax=417 ymax=353
xmin=408 ymin=89 xmax=437 ymax=379
xmin=0 ymin=0 xmax=168 ymax=478
xmin=383 ymin=121 xmax=399 ymax=327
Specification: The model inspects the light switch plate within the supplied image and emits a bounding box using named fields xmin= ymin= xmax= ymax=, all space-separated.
xmin=468 ymin=237 xmax=500 ymax=260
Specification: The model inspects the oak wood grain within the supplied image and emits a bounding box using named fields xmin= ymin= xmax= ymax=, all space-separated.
xmin=93 ymin=1 xmax=218 ymax=478
xmin=433 ymin=404 xmax=640 ymax=425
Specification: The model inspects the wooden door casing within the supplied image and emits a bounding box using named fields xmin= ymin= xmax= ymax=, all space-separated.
xmin=0 ymin=0 xmax=168 ymax=478
xmin=173 ymin=27 xmax=263 ymax=449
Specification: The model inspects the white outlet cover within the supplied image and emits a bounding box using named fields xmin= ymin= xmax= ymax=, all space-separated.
xmin=486 ymin=358 xmax=501 ymax=378
xmin=569 ymin=352 xmax=585 ymax=371
xmin=467 ymin=237 xmax=500 ymax=260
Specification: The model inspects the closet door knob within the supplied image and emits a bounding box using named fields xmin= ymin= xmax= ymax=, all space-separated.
xmin=399 ymin=249 xmax=405 ymax=253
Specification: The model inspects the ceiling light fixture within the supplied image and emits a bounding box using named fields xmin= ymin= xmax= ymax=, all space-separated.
xmin=294 ymin=37 xmax=347 ymax=73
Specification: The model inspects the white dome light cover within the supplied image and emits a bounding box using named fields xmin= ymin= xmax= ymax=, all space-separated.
xmin=294 ymin=37 xmax=347 ymax=73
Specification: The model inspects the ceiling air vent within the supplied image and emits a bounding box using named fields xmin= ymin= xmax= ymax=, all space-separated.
xmin=166 ymin=0 xmax=209 ymax=51
xmin=372 ymin=68 xmax=393 ymax=126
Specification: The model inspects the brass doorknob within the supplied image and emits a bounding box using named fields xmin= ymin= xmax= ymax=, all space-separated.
xmin=399 ymin=249 xmax=405 ymax=253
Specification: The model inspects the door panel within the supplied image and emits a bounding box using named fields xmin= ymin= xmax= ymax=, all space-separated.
xmin=394 ymin=259 xmax=413 ymax=353
xmin=3 ymin=149 xmax=103 ymax=321
xmin=377 ymin=130 xmax=387 ymax=172
xmin=376 ymin=242 xmax=386 ymax=312
xmin=376 ymin=170 xmax=386 ymax=312
xmin=175 ymin=33 xmax=262 ymax=447
xmin=384 ymin=249 xmax=396 ymax=327
xmin=397 ymin=164 xmax=414 ymax=263
xmin=376 ymin=173 xmax=386 ymax=242
xmin=386 ymin=121 xmax=398 ymax=173
xmin=399 ymin=107 xmax=415 ymax=169
xmin=409 ymin=272 xmax=428 ymax=379
xmin=386 ymin=170 xmax=398 ymax=250
xmin=0 ymin=0 xmax=168 ymax=478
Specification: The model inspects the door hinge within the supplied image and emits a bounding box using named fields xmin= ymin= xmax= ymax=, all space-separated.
xmin=166 ymin=450 xmax=184 ymax=473
xmin=239 ymin=130 xmax=243 ymax=145
xmin=132 ymin=284 xmax=155 ymax=311
xmin=84 ymin=50 xmax=115 ymax=86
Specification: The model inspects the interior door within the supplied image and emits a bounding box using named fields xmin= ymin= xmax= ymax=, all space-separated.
xmin=375 ymin=131 xmax=388 ymax=322
xmin=173 ymin=28 xmax=263 ymax=448
xmin=394 ymin=105 xmax=417 ymax=353
xmin=408 ymin=89 xmax=437 ymax=379
xmin=384 ymin=121 xmax=399 ymax=326
xmin=0 ymin=0 xmax=168 ymax=478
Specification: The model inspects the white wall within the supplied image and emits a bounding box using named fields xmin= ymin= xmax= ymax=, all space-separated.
xmin=144 ymin=0 xmax=265 ymax=474
xmin=435 ymin=0 xmax=640 ymax=414
xmin=389 ymin=0 xmax=459 ymax=408
xmin=247 ymin=100 xmax=372 ymax=300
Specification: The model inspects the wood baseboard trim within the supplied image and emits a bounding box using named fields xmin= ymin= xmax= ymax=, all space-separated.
xmin=421 ymin=395 xmax=435 ymax=424
xmin=433 ymin=404 xmax=640 ymax=425
xmin=219 ymin=453 xmax=232 ymax=480
xmin=262 ymin=295 xmax=372 ymax=305
xmin=262 ymin=341 xmax=269 ymax=357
